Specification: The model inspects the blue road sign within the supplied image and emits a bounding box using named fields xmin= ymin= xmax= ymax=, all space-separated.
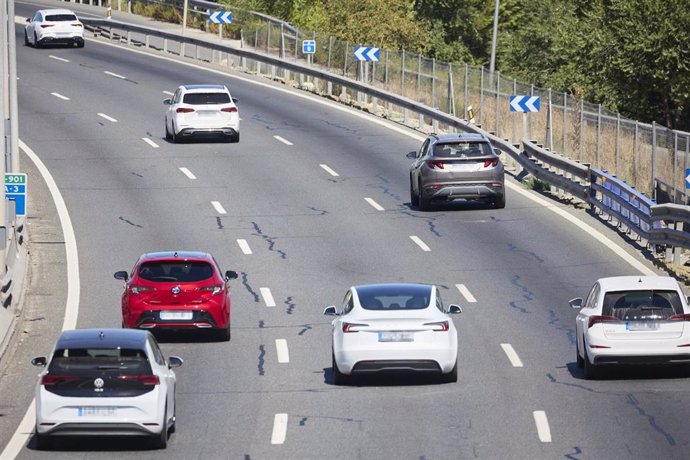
xmin=686 ymin=169 xmax=690 ymax=189
xmin=354 ymin=46 xmax=380 ymax=62
xmin=302 ymin=40 xmax=316 ymax=54
xmin=209 ymin=10 xmax=233 ymax=24
xmin=510 ymin=95 xmax=541 ymax=112
xmin=5 ymin=173 xmax=27 ymax=216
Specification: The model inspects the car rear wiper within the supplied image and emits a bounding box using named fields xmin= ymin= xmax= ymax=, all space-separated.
xmin=97 ymin=365 xmax=127 ymax=370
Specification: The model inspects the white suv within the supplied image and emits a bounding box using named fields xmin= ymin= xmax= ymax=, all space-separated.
xmin=25 ymin=9 xmax=84 ymax=48
xmin=164 ymin=84 xmax=240 ymax=143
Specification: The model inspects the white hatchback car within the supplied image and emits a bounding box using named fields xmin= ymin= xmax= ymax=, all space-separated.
xmin=324 ymin=283 xmax=462 ymax=385
xmin=25 ymin=9 xmax=84 ymax=48
xmin=571 ymin=276 xmax=690 ymax=379
xmin=164 ymin=84 xmax=240 ymax=143
xmin=31 ymin=328 xmax=182 ymax=450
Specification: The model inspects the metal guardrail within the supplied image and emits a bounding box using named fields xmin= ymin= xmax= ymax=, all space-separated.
xmin=80 ymin=17 xmax=690 ymax=263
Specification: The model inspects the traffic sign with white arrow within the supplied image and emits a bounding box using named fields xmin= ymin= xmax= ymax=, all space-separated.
xmin=209 ymin=10 xmax=233 ymax=24
xmin=354 ymin=46 xmax=380 ymax=62
xmin=510 ymin=95 xmax=541 ymax=112
xmin=685 ymin=168 xmax=690 ymax=189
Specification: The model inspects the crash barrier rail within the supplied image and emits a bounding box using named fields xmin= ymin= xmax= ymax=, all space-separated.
xmin=79 ymin=18 xmax=690 ymax=262
xmin=0 ymin=206 xmax=28 ymax=355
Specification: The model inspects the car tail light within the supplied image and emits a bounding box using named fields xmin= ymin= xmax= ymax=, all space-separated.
xmin=670 ymin=314 xmax=690 ymax=321
xmin=197 ymin=286 xmax=222 ymax=295
xmin=589 ymin=344 xmax=611 ymax=349
xmin=342 ymin=322 xmax=368 ymax=333
xmin=130 ymin=286 xmax=154 ymax=295
xmin=118 ymin=375 xmax=160 ymax=385
xmin=176 ymin=107 xmax=195 ymax=113
xmin=221 ymin=107 xmax=238 ymax=113
xmin=40 ymin=24 xmax=54 ymax=28
xmin=41 ymin=374 xmax=78 ymax=386
xmin=426 ymin=160 xmax=444 ymax=169
xmin=424 ymin=320 xmax=449 ymax=331
xmin=588 ymin=315 xmax=618 ymax=328
xmin=72 ymin=23 xmax=83 ymax=27
xmin=483 ymin=159 xmax=499 ymax=168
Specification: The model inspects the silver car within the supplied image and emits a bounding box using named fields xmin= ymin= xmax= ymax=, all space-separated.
xmin=408 ymin=133 xmax=505 ymax=210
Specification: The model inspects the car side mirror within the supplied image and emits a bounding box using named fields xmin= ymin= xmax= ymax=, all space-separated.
xmin=232 ymin=97 xmax=239 ymax=103
xmin=569 ymin=297 xmax=583 ymax=309
xmin=26 ymin=18 xmax=31 ymax=23
xmin=406 ymin=151 xmax=417 ymax=159
xmin=448 ymin=304 xmax=462 ymax=314
xmin=494 ymin=148 xmax=501 ymax=155
xmin=163 ymin=98 xmax=172 ymax=105
xmin=31 ymin=357 xmax=47 ymax=367
xmin=114 ymin=271 xmax=128 ymax=281
xmin=168 ymin=356 xmax=183 ymax=368
xmin=225 ymin=270 xmax=238 ymax=280
xmin=323 ymin=306 xmax=338 ymax=316
xmin=686 ymin=296 xmax=690 ymax=306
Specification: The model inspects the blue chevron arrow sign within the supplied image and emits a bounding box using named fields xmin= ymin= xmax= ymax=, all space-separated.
xmin=354 ymin=46 xmax=380 ymax=62
xmin=209 ymin=10 xmax=233 ymax=24
xmin=510 ymin=95 xmax=541 ymax=112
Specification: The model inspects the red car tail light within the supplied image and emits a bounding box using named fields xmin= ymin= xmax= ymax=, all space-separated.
xmin=424 ymin=320 xmax=449 ymax=331
xmin=197 ymin=286 xmax=223 ymax=295
xmin=483 ymin=159 xmax=499 ymax=168
xmin=130 ymin=286 xmax=154 ymax=295
xmin=118 ymin=375 xmax=160 ymax=385
xmin=176 ymin=107 xmax=195 ymax=113
xmin=221 ymin=107 xmax=238 ymax=113
xmin=40 ymin=24 xmax=54 ymax=28
xmin=669 ymin=314 xmax=690 ymax=321
xmin=588 ymin=315 xmax=618 ymax=328
xmin=426 ymin=160 xmax=444 ymax=169
xmin=72 ymin=23 xmax=83 ymax=27
xmin=41 ymin=374 xmax=78 ymax=386
xmin=342 ymin=322 xmax=368 ymax=333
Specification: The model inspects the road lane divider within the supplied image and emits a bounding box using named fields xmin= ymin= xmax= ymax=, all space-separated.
xmin=49 ymin=55 xmax=69 ymax=62
xmin=179 ymin=167 xmax=196 ymax=179
xmin=237 ymin=239 xmax=252 ymax=255
xmin=533 ymin=411 xmax=552 ymax=442
xmin=211 ymin=201 xmax=227 ymax=215
xmin=319 ymin=164 xmax=339 ymax=177
xmin=51 ymin=92 xmax=69 ymax=101
xmin=275 ymin=339 xmax=289 ymax=363
xmin=260 ymin=287 xmax=276 ymax=307
xmin=142 ymin=138 xmax=159 ymax=148
xmin=271 ymin=414 xmax=288 ymax=444
xmin=104 ymin=70 xmax=126 ymax=79
xmin=456 ymin=284 xmax=477 ymax=303
xmin=409 ymin=235 xmax=431 ymax=252
xmin=273 ymin=135 xmax=293 ymax=146
xmin=500 ymin=344 xmax=523 ymax=367
xmin=364 ymin=197 xmax=384 ymax=211
xmin=97 ymin=113 xmax=118 ymax=123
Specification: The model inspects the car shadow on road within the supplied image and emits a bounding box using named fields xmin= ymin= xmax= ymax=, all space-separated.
xmin=323 ymin=367 xmax=449 ymax=387
xmin=149 ymin=329 xmax=223 ymax=343
xmin=405 ymin=199 xmax=496 ymax=212
xmin=565 ymin=361 xmax=690 ymax=381
xmin=28 ymin=434 xmax=163 ymax=452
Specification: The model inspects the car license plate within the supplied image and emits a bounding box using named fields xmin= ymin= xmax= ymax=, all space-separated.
xmin=78 ymin=407 xmax=116 ymax=417
xmin=198 ymin=111 xmax=217 ymax=118
xmin=160 ymin=311 xmax=193 ymax=320
xmin=626 ymin=321 xmax=659 ymax=331
xmin=378 ymin=331 xmax=414 ymax=342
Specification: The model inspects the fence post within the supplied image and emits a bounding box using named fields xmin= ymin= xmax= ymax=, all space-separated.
xmin=596 ymin=104 xmax=601 ymax=168
xmin=633 ymin=121 xmax=639 ymax=188
xmin=615 ymin=113 xmax=620 ymax=178
xmin=512 ymin=79 xmax=517 ymax=145
xmin=652 ymin=121 xmax=657 ymax=198
xmin=579 ymin=99 xmax=584 ymax=163
xmin=529 ymin=84 xmax=534 ymax=139
xmin=546 ymin=88 xmax=553 ymax=151
xmin=402 ymin=49 xmax=408 ymax=125
xmin=417 ymin=54 xmax=422 ymax=128
xmin=563 ymin=92 xmax=567 ymax=157
xmin=463 ymin=63 xmax=469 ymax=120
xmin=479 ymin=66 xmax=484 ymax=128
xmin=448 ymin=63 xmax=455 ymax=117
xmin=495 ymin=71 xmax=500 ymax=136
xmin=343 ymin=41 xmax=348 ymax=76
xmin=431 ymin=58 xmax=437 ymax=132
xmin=673 ymin=132 xmax=678 ymax=203
xmin=685 ymin=134 xmax=690 ymax=204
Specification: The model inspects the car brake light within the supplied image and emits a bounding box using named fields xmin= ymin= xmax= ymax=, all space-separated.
xmin=342 ymin=322 xmax=368 ymax=333
xmin=40 ymin=24 xmax=54 ymax=28
xmin=118 ymin=375 xmax=160 ymax=385
xmin=130 ymin=286 xmax=154 ymax=295
xmin=41 ymin=374 xmax=79 ymax=386
xmin=72 ymin=23 xmax=83 ymax=27
xmin=221 ymin=107 xmax=238 ymax=113
xmin=424 ymin=320 xmax=449 ymax=331
xmin=669 ymin=314 xmax=690 ymax=321
xmin=588 ymin=315 xmax=618 ymax=328
xmin=176 ymin=107 xmax=195 ymax=113
xmin=426 ymin=160 xmax=444 ymax=169
xmin=483 ymin=159 xmax=499 ymax=168
xmin=197 ymin=286 xmax=222 ymax=295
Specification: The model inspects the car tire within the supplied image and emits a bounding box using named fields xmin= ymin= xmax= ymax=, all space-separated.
xmin=441 ymin=360 xmax=458 ymax=383
xmin=76 ymin=39 xmax=84 ymax=48
xmin=418 ymin=181 xmax=432 ymax=211
xmin=171 ymin=124 xmax=178 ymax=144
xmin=164 ymin=121 xmax=172 ymax=141
xmin=493 ymin=193 xmax=506 ymax=209
xmin=24 ymin=30 xmax=29 ymax=46
xmin=230 ymin=133 xmax=240 ymax=143
xmin=151 ymin=406 xmax=168 ymax=449
xmin=576 ymin=340 xmax=584 ymax=368
xmin=34 ymin=33 xmax=41 ymax=49
xmin=35 ymin=432 xmax=51 ymax=450
xmin=169 ymin=396 xmax=176 ymax=434
xmin=410 ymin=178 xmax=419 ymax=207
xmin=583 ymin=344 xmax=598 ymax=380
xmin=332 ymin=352 xmax=350 ymax=386
xmin=217 ymin=325 xmax=231 ymax=342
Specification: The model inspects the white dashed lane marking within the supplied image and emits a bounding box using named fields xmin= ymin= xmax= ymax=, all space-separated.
xmin=364 ymin=197 xmax=384 ymax=211
xmin=97 ymin=113 xmax=118 ymax=123
xmin=319 ymin=164 xmax=339 ymax=177
xmin=260 ymin=288 xmax=276 ymax=307
xmin=237 ymin=239 xmax=252 ymax=255
xmin=500 ymin=343 xmax=524 ymax=368
xmin=274 ymin=135 xmax=293 ymax=146
xmin=49 ymin=55 xmax=69 ymax=62
xmin=271 ymin=414 xmax=288 ymax=444
xmin=179 ymin=167 xmax=196 ymax=179
xmin=275 ymin=339 xmax=289 ymax=363
xmin=533 ymin=411 xmax=552 ymax=443
xmin=142 ymin=138 xmax=159 ymax=148
xmin=409 ymin=235 xmax=431 ymax=252
xmin=51 ymin=92 xmax=69 ymax=101
xmin=211 ymin=201 xmax=227 ymax=215
xmin=104 ymin=70 xmax=126 ymax=79
xmin=456 ymin=284 xmax=477 ymax=303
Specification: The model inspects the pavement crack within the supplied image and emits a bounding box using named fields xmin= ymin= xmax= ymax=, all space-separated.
xmin=298 ymin=324 xmax=313 ymax=335
xmin=548 ymin=309 xmax=576 ymax=345
xmin=507 ymin=243 xmax=544 ymax=263
xmin=511 ymin=275 xmax=534 ymax=301
xmin=258 ymin=345 xmax=266 ymax=376
xmin=216 ymin=217 xmax=224 ymax=229
xmin=509 ymin=301 xmax=530 ymax=314
xmin=118 ymin=217 xmax=143 ymax=228
xmin=564 ymin=447 xmax=583 ymax=460
xmin=285 ymin=296 xmax=296 ymax=315
xmin=241 ymin=272 xmax=260 ymax=303
xmin=251 ymin=222 xmax=287 ymax=259
xmin=625 ymin=393 xmax=675 ymax=446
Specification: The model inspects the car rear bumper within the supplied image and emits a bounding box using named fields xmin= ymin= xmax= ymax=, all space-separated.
xmin=177 ymin=127 xmax=238 ymax=138
xmin=37 ymin=422 xmax=161 ymax=437
xmin=131 ymin=309 xmax=226 ymax=329
xmin=38 ymin=36 xmax=84 ymax=45
xmin=592 ymin=353 xmax=690 ymax=365
xmin=336 ymin=347 xmax=456 ymax=375
xmin=422 ymin=182 xmax=504 ymax=200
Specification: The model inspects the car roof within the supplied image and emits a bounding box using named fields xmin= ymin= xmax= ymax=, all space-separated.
xmin=353 ymin=283 xmax=433 ymax=295
xmin=56 ymin=328 xmax=150 ymax=350
xmin=138 ymin=251 xmax=212 ymax=262
xmin=39 ymin=9 xmax=78 ymax=15
xmin=597 ymin=276 xmax=682 ymax=292
xmin=181 ymin=84 xmax=228 ymax=93
xmin=432 ymin=133 xmax=489 ymax=143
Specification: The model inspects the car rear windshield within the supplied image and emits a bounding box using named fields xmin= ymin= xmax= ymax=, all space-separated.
xmin=358 ymin=286 xmax=431 ymax=310
xmin=602 ymin=290 xmax=684 ymax=320
xmin=138 ymin=261 xmax=214 ymax=282
xmin=45 ymin=14 xmax=78 ymax=21
xmin=48 ymin=348 xmax=152 ymax=375
xmin=183 ymin=92 xmax=231 ymax=105
xmin=433 ymin=141 xmax=493 ymax=158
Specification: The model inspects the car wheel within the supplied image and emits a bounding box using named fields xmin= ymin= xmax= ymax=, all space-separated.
xmin=441 ymin=360 xmax=458 ymax=383
xmin=34 ymin=33 xmax=41 ymax=48
xmin=164 ymin=120 xmax=172 ymax=141
xmin=410 ymin=177 xmax=419 ymax=207
xmin=332 ymin=351 xmax=350 ymax=386
xmin=583 ymin=344 xmax=598 ymax=380
xmin=230 ymin=133 xmax=240 ymax=143
xmin=217 ymin=325 xmax=230 ymax=342
xmin=35 ymin=432 xmax=51 ymax=450
xmin=76 ymin=39 xmax=84 ymax=48
xmin=171 ymin=124 xmax=178 ymax=144
xmin=418 ymin=180 xmax=431 ymax=211
xmin=493 ymin=193 xmax=506 ymax=209
xmin=576 ymin=339 xmax=584 ymax=368
xmin=151 ymin=405 xmax=168 ymax=449
xmin=24 ymin=30 xmax=29 ymax=46
xmin=169 ymin=396 xmax=176 ymax=434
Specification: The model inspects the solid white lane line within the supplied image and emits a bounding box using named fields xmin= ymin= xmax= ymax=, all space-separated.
xmin=275 ymin=339 xmax=290 ymax=363
xmin=533 ymin=411 xmax=552 ymax=443
xmin=162 ymin=90 xmax=174 ymax=96
xmin=273 ymin=135 xmax=293 ymax=146
xmin=97 ymin=113 xmax=118 ymax=123
xmin=456 ymin=284 xmax=477 ymax=303
xmin=364 ymin=197 xmax=384 ymax=211
xmin=237 ymin=239 xmax=252 ymax=255
xmin=51 ymin=92 xmax=69 ymax=100
xmin=104 ymin=70 xmax=126 ymax=79
xmin=319 ymin=164 xmax=339 ymax=177
xmin=179 ymin=167 xmax=196 ymax=179
xmin=410 ymin=235 xmax=431 ymax=252
xmin=211 ymin=201 xmax=227 ymax=214
xmin=142 ymin=138 xmax=159 ymax=148
xmin=260 ymin=287 xmax=276 ymax=307
xmin=49 ymin=55 xmax=70 ymax=62
xmin=271 ymin=414 xmax=288 ymax=445
xmin=500 ymin=344 xmax=524 ymax=368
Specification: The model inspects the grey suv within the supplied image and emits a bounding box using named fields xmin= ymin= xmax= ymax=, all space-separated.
xmin=407 ymin=133 xmax=505 ymax=210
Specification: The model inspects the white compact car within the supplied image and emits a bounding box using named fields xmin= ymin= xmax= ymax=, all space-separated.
xmin=31 ymin=328 xmax=182 ymax=450
xmin=571 ymin=276 xmax=690 ymax=379
xmin=164 ymin=84 xmax=240 ymax=143
xmin=25 ymin=9 xmax=84 ymax=48
xmin=324 ymin=283 xmax=462 ymax=385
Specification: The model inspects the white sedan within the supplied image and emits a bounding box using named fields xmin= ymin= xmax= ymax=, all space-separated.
xmin=571 ymin=276 xmax=690 ymax=379
xmin=324 ymin=283 xmax=461 ymax=385
xmin=25 ymin=9 xmax=84 ymax=48
xmin=31 ymin=328 xmax=182 ymax=450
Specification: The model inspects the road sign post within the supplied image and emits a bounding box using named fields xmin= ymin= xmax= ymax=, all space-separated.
xmin=510 ymin=95 xmax=541 ymax=142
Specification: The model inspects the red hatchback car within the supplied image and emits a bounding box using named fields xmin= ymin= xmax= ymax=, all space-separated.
xmin=114 ymin=251 xmax=238 ymax=341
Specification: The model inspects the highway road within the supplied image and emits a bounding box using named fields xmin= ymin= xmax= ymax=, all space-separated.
xmin=1 ymin=1 xmax=689 ymax=458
